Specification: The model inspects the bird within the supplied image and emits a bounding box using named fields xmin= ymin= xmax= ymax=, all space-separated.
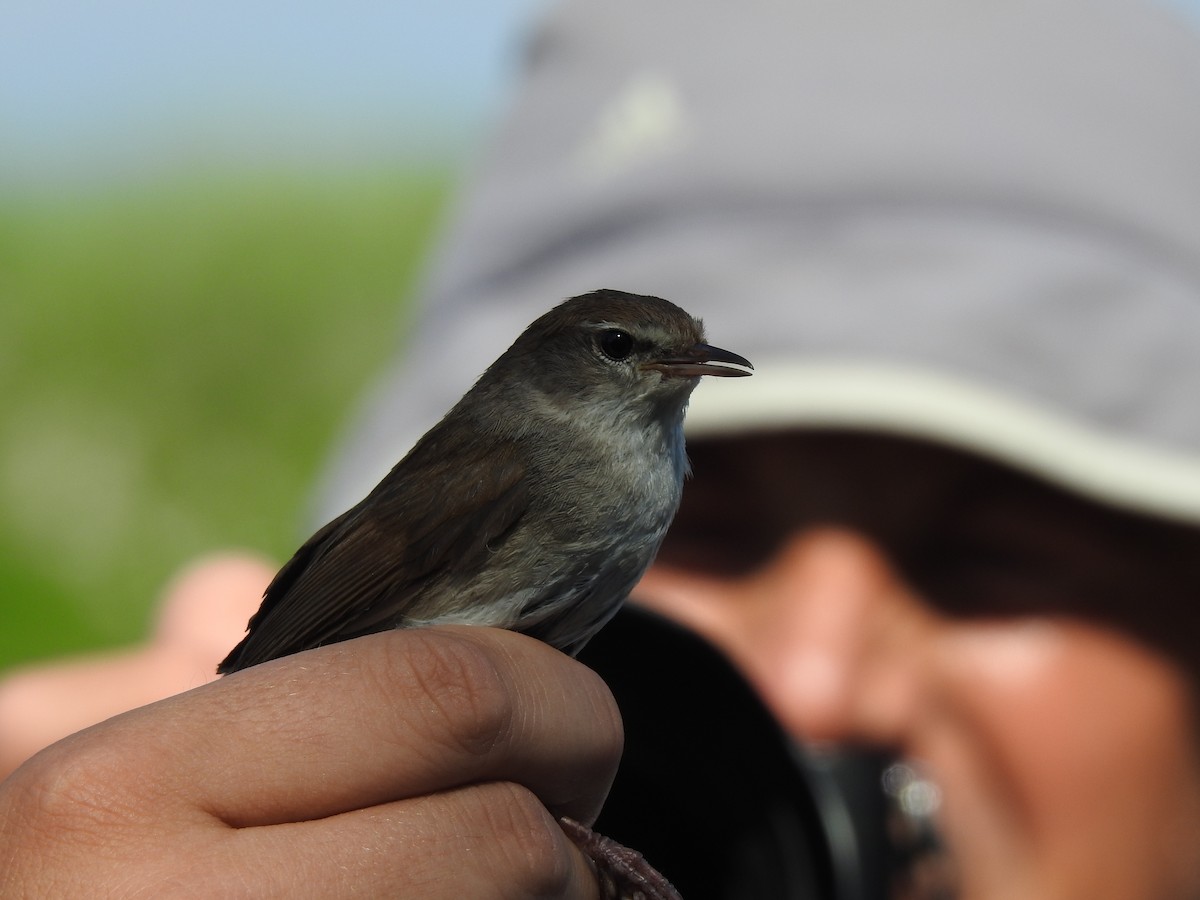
xmin=218 ymin=289 xmax=751 ymax=673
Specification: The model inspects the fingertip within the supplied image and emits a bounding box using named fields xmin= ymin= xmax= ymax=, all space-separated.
xmin=154 ymin=552 xmax=276 ymax=661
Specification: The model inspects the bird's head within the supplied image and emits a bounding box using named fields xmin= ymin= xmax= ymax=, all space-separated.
xmin=498 ymin=289 xmax=752 ymax=422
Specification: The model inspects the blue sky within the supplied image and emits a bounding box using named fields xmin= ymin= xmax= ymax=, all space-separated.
xmin=3 ymin=1 xmax=1199 ymax=188
xmin=1 ymin=1 xmax=548 ymax=186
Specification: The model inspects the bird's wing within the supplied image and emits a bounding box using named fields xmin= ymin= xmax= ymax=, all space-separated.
xmin=217 ymin=439 xmax=529 ymax=673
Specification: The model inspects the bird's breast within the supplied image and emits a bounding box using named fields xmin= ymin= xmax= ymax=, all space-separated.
xmin=592 ymin=416 xmax=687 ymax=536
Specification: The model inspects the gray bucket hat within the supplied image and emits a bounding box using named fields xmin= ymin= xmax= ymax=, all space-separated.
xmin=314 ymin=0 xmax=1200 ymax=527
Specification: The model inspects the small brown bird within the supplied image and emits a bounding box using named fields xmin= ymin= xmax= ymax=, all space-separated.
xmin=219 ymin=289 xmax=751 ymax=674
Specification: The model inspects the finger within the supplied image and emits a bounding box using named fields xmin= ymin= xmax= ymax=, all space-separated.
xmin=212 ymin=781 xmax=601 ymax=899
xmin=43 ymin=626 xmax=623 ymax=828
xmin=0 ymin=771 xmax=599 ymax=898
xmin=153 ymin=552 xmax=277 ymax=666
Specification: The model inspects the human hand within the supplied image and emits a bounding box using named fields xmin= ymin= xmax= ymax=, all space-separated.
xmin=0 ymin=626 xmax=622 ymax=898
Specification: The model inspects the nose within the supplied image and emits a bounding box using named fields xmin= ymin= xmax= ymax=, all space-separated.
xmin=638 ymin=528 xmax=937 ymax=746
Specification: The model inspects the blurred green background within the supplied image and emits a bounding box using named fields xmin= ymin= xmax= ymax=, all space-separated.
xmin=1 ymin=1 xmax=554 ymax=675
xmin=0 ymin=169 xmax=451 ymax=669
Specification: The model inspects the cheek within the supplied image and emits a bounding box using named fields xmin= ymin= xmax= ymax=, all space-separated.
xmin=933 ymin=621 xmax=1200 ymax=898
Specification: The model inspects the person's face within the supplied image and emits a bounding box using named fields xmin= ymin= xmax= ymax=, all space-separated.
xmin=635 ymin=432 xmax=1200 ymax=900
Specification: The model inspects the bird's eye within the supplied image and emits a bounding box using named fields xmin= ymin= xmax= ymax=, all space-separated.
xmin=597 ymin=329 xmax=635 ymax=361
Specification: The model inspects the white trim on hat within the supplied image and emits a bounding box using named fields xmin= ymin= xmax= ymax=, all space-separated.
xmin=686 ymin=359 xmax=1200 ymax=524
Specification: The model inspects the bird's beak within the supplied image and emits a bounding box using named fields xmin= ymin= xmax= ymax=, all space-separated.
xmin=645 ymin=342 xmax=754 ymax=378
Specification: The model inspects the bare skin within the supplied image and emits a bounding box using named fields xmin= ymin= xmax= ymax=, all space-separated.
xmin=638 ymin=528 xmax=1200 ymax=900
xmin=0 ymin=624 xmax=620 ymax=899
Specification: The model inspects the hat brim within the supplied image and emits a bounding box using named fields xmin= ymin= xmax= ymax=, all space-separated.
xmin=686 ymin=358 xmax=1200 ymax=525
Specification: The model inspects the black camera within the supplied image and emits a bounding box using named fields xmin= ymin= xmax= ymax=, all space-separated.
xmin=581 ymin=607 xmax=953 ymax=900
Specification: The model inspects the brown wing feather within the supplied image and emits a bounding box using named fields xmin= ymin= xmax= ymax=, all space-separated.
xmin=217 ymin=438 xmax=528 ymax=673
